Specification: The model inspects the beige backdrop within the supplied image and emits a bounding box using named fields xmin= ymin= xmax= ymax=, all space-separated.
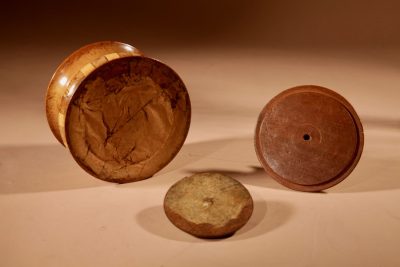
xmin=1 ymin=1 xmax=399 ymax=266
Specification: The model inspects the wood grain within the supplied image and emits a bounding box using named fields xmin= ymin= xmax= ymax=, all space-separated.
xmin=255 ymin=85 xmax=364 ymax=192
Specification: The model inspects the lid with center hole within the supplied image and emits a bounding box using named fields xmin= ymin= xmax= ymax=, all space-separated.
xmin=255 ymin=85 xmax=364 ymax=192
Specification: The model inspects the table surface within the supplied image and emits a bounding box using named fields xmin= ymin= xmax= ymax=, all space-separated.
xmin=1 ymin=45 xmax=400 ymax=267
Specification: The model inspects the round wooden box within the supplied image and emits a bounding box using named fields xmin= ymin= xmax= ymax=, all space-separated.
xmin=46 ymin=41 xmax=191 ymax=183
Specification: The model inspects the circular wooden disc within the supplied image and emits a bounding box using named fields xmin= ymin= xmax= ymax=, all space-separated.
xmin=255 ymin=85 xmax=364 ymax=192
xmin=65 ymin=56 xmax=191 ymax=183
xmin=164 ymin=173 xmax=253 ymax=238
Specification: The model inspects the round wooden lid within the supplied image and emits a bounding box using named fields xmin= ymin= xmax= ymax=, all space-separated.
xmin=164 ymin=173 xmax=253 ymax=238
xmin=255 ymin=85 xmax=364 ymax=192
xmin=65 ymin=56 xmax=191 ymax=183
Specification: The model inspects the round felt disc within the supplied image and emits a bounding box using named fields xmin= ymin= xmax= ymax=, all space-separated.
xmin=164 ymin=173 xmax=253 ymax=238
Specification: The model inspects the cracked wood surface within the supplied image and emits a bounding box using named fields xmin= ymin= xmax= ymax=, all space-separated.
xmin=66 ymin=57 xmax=190 ymax=182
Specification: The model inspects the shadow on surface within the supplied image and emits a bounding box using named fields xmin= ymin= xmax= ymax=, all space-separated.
xmin=117 ymin=138 xmax=243 ymax=189
xmin=184 ymin=166 xmax=290 ymax=191
xmin=0 ymin=144 xmax=107 ymax=194
xmin=329 ymin=155 xmax=400 ymax=193
xmin=232 ymin=200 xmax=293 ymax=241
xmin=119 ymin=136 xmax=290 ymax=191
xmin=3 ymin=133 xmax=399 ymax=194
xmin=157 ymin=138 xmax=238 ymax=176
xmin=135 ymin=200 xmax=293 ymax=242
xmin=328 ymin=128 xmax=400 ymax=193
xmin=362 ymin=116 xmax=400 ymax=129
xmin=179 ymin=135 xmax=400 ymax=193
xmin=135 ymin=205 xmax=200 ymax=243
